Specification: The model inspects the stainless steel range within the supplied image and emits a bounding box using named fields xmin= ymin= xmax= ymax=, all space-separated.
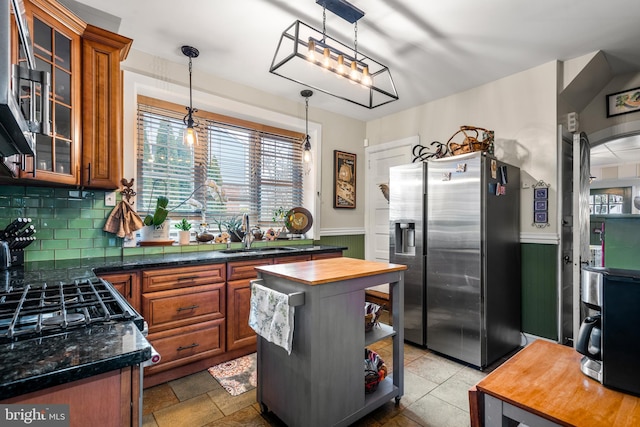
xmin=0 ymin=275 xmax=158 ymax=426
xmin=0 ymin=277 xmax=143 ymax=343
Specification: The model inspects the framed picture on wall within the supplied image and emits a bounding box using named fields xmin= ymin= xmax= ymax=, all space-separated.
xmin=534 ymin=200 xmax=547 ymax=211
xmin=606 ymin=86 xmax=640 ymax=117
xmin=534 ymin=187 xmax=548 ymax=200
xmin=334 ymin=150 xmax=356 ymax=209
xmin=534 ymin=212 xmax=548 ymax=224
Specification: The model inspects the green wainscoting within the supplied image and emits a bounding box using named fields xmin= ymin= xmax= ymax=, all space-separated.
xmin=521 ymin=243 xmax=558 ymax=340
xmin=315 ymin=234 xmax=364 ymax=259
xmin=603 ymin=217 xmax=640 ymax=269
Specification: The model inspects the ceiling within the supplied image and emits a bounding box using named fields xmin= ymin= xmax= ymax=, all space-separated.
xmin=63 ymin=0 xmax=640 ymax=122
xmin=591 ymin=135 xmax=640 ymax=168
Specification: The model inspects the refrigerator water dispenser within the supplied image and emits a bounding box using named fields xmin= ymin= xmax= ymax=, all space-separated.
xmin=394 ymin=223 xmax=415 ymax=255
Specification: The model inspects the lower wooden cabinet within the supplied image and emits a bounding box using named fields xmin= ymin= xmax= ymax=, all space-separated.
xmin=2 ymin=367 xmax=140 ymax=427
xmin=98 ymin=271 xmax=141 ymax=313
xmin=100 ymin=250 xmax=342 ymax=387
xmin=226 ymin=258 xmax=273 ymax=351
xmin=144 ymin=319 xmax=225 ymax=375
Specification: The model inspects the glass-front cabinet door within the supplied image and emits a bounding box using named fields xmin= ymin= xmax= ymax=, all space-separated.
xmin=20 ymin=0 xmax=83 ymax=185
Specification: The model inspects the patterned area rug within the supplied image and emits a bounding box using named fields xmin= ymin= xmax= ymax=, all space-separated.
xmin=208 ymin=353 xmax=257 ymax=396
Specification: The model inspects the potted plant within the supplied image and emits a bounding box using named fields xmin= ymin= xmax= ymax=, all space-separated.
xmin=140 ymin=196 xmax=170 ymax=241
xmin=224 ymin=215 xmax=245 ymax=242
xmin=175 ymin=218 xmax=192 ymax=245
xmin=269 ymin=207 xmax=290 ymax=239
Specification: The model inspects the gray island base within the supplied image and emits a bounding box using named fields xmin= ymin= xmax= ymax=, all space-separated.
xmin=253 ymin=257 xmax=406 ymax=427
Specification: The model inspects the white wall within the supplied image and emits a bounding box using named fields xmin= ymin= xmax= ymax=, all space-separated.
xmin=365 ymin=61 xmax=560 ymax=236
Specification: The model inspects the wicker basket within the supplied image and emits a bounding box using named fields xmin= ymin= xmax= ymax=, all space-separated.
xmin=364 ymin=348 xmax=387 ymax=394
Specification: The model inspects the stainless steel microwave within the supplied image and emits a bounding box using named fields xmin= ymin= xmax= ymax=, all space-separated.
xmin=0 ymin=0 xmax=49 ymax=177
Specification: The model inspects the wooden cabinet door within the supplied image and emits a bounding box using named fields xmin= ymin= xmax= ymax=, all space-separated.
xmin=226 ymin=279 xmax=256 ymax=351
xmin=273 ymin=254 xmax=312 ymax=264
xmin=226 ymin=258 xmax=272 ymax=351
xmin=81 ymin=25 xmax=132 ymax=188
xmin=20 ymin=0 xmax=84 ymax=185
xmin=98 ymin=271 xmax=141 ymax=313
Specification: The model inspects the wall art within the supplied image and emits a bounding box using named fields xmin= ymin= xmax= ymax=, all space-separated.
xmin=334 ymin=150 xmax=356 ymax=209
xmin=606 ymin=86 xmax=640 ymax=117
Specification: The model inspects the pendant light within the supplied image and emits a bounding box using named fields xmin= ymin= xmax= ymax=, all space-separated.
xmin=301 ymin=89 xmax=313 ymax=164
xmin=270 ymin=0 xmax=398 ymax=109
xmin=182 ymin=45 xmax=199 ymax=147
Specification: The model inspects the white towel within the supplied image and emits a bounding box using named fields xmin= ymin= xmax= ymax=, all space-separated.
xmin=248 ymin=282 xmax=294 ymax=355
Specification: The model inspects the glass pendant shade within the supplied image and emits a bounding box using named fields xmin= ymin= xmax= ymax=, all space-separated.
xmin=183 ymin=124 xmax=198 ymax=147
xmin=303 ymin=138 xmax=312 ymax=163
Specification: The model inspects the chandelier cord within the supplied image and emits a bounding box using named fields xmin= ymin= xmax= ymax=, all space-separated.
xmin=322 ymin=6 xmax=327 ymax=42
xmin=188 ymin=56 xmax=193 ymax=113
xmin=354 ymin=22 xmax=358 ymax=61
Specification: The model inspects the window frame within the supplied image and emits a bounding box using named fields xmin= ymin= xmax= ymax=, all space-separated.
xmin=136 ymin=95 xmax=308 ymax=233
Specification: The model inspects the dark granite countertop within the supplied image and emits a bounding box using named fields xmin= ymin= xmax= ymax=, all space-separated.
xmin=1 ymin=244 xmax=345 ymax=286
xmin=0 ymin=322 xmax=150 ymax=398
xmin=0 ymin=244 xmax=344 ymax=399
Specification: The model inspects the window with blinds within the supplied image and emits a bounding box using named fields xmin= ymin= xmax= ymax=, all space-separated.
xmin=136 ymin=95 xmax=306 ymax=231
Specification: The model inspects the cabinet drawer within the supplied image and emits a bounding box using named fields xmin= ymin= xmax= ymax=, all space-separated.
xmin=143 ymin=284 xmax=224 ymax=333
xmin=145 ymin=319 xmax=225 ymax=374
xmin=273 ymin=254 xmax=312 ymax=264
xmin=142 ymin=264 xmax=225 ymax=292
xmin=311 ymin=251 xmax=343 ymax=260
xmin=227 ymin=258 xmax=273 ymax=281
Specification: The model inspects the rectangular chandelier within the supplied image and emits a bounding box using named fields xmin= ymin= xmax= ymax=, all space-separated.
xmin=269 ymin=19 xmax=399 ymax=109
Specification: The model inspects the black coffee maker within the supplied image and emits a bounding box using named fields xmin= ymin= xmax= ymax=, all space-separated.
xmin=576 ymin=267 xmax=640 ymax=396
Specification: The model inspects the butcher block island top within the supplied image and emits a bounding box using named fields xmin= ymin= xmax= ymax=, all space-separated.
xmin=254 ymin=257 xmax=407 ymax=285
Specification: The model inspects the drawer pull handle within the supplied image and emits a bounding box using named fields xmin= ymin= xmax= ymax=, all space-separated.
xmin=177 ymin=343 xmax=199 ymax=351
xmin=177 ymin=305 xmax=199 ymax=312
xmin=177 ymin=276 xmax=199 ymax=281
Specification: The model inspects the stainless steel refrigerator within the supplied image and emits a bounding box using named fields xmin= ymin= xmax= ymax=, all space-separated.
xmin=389 ymin=162 xmax=427 ymax=346
xmin=427 ymin=152 xmax=520 ymax=368
xmin=390 ymin=152 xmax=521 ymax=368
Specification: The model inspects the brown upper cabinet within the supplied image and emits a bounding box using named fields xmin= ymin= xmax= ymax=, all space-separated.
xmin=15 ymin=0 xmax=131 ymax=189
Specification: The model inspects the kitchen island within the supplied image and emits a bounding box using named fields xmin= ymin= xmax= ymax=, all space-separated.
xmin=253 ymin=257 xmax=406 ymax=427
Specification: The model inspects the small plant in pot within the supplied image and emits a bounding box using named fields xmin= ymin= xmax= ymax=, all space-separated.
xmin=175 ymin=218 xmax=192 ymax=245
xmin=224 ymin=216 xmax=245 ymax=242
xmin=141 ymin=196 xmax=170 ymax=241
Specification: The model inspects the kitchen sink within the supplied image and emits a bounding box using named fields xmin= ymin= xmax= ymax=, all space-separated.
xmin=220 ymin=246 xmax=298 ymax=254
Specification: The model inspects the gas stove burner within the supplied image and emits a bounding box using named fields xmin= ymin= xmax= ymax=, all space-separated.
xmin=41 ymin=313 xmax=85 ymax=327
xmin=0 ymin=277 xmax=143 ymax=342
xmin=43 ymin=296 xmax=78 ymax=306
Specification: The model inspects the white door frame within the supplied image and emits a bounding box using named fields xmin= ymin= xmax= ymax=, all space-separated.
xmin=364 ymin=136 xmax=418 ymax=260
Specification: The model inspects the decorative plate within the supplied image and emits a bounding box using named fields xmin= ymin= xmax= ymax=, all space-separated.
xmin=285 ymin=207 xmax=313 ymax=234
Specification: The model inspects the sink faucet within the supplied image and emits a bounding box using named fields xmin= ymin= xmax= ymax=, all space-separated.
xmin=242 ymin=213 xmax=253 ymax=249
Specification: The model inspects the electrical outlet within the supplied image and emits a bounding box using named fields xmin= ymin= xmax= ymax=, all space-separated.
xmin=105 ymin=191 xmax=117 ymax=206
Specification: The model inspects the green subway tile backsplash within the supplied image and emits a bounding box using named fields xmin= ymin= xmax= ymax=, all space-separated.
xmin=0 ymin=185 xmax=121 ymax=262
xmin=1 ymin=185 xmax=360 ymax=262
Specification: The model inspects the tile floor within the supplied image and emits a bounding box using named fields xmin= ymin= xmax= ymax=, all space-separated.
xmin=142 ymin=335 xmax=509 ymax=427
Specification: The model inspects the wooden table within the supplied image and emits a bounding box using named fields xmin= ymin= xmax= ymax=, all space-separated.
xmin=470 ymin=340 xmax=640 ymax=427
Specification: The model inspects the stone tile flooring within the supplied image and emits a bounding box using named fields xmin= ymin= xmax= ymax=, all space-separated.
xmin=142 ymin=336 xmax=508 ymax=427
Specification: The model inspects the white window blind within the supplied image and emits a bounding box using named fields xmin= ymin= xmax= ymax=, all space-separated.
xmin=136 ymin=96 xmax=305 ymax=230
